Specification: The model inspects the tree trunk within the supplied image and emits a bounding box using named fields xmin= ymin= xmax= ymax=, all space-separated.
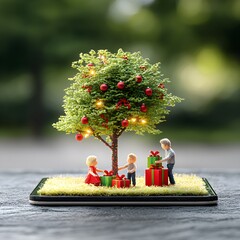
xmin=111 ymin=132 xmax=118 ymax=175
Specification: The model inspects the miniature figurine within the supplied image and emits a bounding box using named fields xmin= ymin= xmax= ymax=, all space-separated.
xmin=118 ymin=153 xmax=137 ymax=186
xmin=85 ymin=155 xmax=104 ymax=186
xmin=155 ymin=138 xmax=176 ymax=185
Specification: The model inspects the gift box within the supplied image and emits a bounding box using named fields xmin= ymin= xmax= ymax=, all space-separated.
xmin=147 ymin=150 xmax=162 ymax=168
xmin=145 ymin=167 xmax=168 ymax=186
xmin=112 ymin=174 xmax=130 ymax=188
xmin=162 ymin=168 xmax=168 ymax=186
xmin=100 ymin=170 xmax=113 ymax=187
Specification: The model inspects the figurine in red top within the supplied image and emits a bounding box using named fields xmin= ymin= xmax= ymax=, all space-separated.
xmin=85 ymin=155 xmax=104 ymax=186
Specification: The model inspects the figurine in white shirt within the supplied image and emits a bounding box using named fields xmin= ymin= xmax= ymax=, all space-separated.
xmin=118 ymin=153 xmax=137 ymax=186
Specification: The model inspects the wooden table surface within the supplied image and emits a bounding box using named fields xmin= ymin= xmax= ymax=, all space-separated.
xmin=1 ymin=171 xmax=240 ymax=240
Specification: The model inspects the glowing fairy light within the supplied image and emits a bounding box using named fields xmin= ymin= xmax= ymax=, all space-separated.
xmin=141 ymin=119 xmax=147 ymax=124
xmin=96 ymin=100 xmax=103 ymax=107
xmin=130 ymin=118 xmax=137 ymax=123
xmin=86 ymin=129 xmax=92 ymax=134
xmin=84 ymin=133 xmax=90 ymax=138
xmin=89 ymin=69 xmax=96 ymax=76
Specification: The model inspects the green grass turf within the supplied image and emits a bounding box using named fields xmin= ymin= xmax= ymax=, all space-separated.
xmin=37 ymin=174 xmax=209 ymax=196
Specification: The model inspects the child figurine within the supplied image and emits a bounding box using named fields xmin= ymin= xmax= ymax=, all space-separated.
xmin=85 ymin=155 xmax=104 ymax=186
xmin=118 ymin=153 xmax=137 ymax=186
xmin=155 ymin=138 xmax=176 ymax=185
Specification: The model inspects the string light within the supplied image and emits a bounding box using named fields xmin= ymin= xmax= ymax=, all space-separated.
xmin=130 ymin=117 xmax=147 ymax=124
xmin=86 ymin=129 xmax=92 ymax=134
xmin=84 ymin=133 xmax=90 ymax=138
xmin=89 ymin=69 xmax=95 ymax=76
xmin=130 ymin=117 xmax=137 ymax=123
xmin=141 ymin=119 xmax=147 ymax=124
xmin=96 ymin=100 xmax=103 ymax=107
xmin=83 ymin=128 xmax=92 ymax=138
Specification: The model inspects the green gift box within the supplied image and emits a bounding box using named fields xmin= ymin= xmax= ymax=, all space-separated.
xmin=147 ymin=156 xmax=162 ymax=168
xmin=100 ymin=176 xmax=113 ymax=187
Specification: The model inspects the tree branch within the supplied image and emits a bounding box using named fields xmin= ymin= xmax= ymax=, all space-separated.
xmin=117 ymin=127 xmax=125 ymax=137
xmin=94 ymin=134 xmax=112 ymax=149
xmin=88 ymin=126 xmax=112 ymax=149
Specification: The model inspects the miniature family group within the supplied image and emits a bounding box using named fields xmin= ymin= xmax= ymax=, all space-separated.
xmin=85 ymin=138 xmax=176 ymax=188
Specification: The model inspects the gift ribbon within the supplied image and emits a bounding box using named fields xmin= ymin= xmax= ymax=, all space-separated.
xmin=151 ymin=169 xmax=154 ymax=185
xmin=116 ymin=98 xmax=131 ymax=110
xmin=104 ymin=170 xmax=113 ymax=176
xmin=114 ymin=174 xmax=129 ymax=187
xmin=115 ymin=174 xmax=125 ymax=180
xmin=150 ymin=150 xmax=160 ymax=157
xmin=150 ymin=164 xmax=162 ymax=169
xmin=150 ymin=168 xmax=165 ymax=185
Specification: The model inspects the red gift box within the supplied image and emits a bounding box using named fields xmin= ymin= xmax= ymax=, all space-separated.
xmin=162 ymin=168 xmax=168 ymax=186
xmin=145 ymin=168 xmax=168 ymax=186
xmin=112 ymin=174 xmax=130 ymax=188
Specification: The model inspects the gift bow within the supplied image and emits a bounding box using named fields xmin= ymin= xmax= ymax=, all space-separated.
xmin=100 ymin=114 xmax=109 ymax=123
xmin=104 ymin=170 xmax=113 ymax=176
xmin=100 ymin=114 xmax=109 ymax=129
xmin=116 ymin=98 xmax=131 ymax=110
xmin=150 ymin=164 xmax=162 ymax=169
xmin=115 ymin=174 xmax=126 ymax=180
xmin=82 ymin=85 xmax=92 ymax=93
xmin=150 ymin=150 xmax=160 ymax=157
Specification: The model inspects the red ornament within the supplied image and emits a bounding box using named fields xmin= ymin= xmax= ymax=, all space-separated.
xmin=122 ymin=56 xmax=128 ymax=60
xmin=136 ymin=75 xmax=142 ymax=83
xmin=100 ymin=84 xmax=108 ymax=92
xmin=121 ymin=119 xmax=129 ymax=127
xmin=81 ymin=116 xmax=88 ymax=124
xmin=158 ymin=83 xmax=165 ymax=89
xmin=117 ymin=81 xmax=125 ymax=89
xmin=75 ymin=133 xmax=83 ymax=141
xmin=145 ymin=87 xmax=153 ymax=96
xmin=87 ymin=63 xmax=94 ymax=67
xmin=140 ymin=103 xmax=147 ymax=112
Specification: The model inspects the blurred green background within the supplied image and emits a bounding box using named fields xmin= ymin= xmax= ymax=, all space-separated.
xmin=1 ymin=0 xmax=240 ymax=143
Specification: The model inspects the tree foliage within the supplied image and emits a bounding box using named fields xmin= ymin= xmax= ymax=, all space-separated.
xmin=53 ymin=49 xmax=182 ymax=142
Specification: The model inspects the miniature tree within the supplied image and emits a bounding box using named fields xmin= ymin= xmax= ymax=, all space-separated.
xmin=53 ymin=49 xmax=182 ymax=175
